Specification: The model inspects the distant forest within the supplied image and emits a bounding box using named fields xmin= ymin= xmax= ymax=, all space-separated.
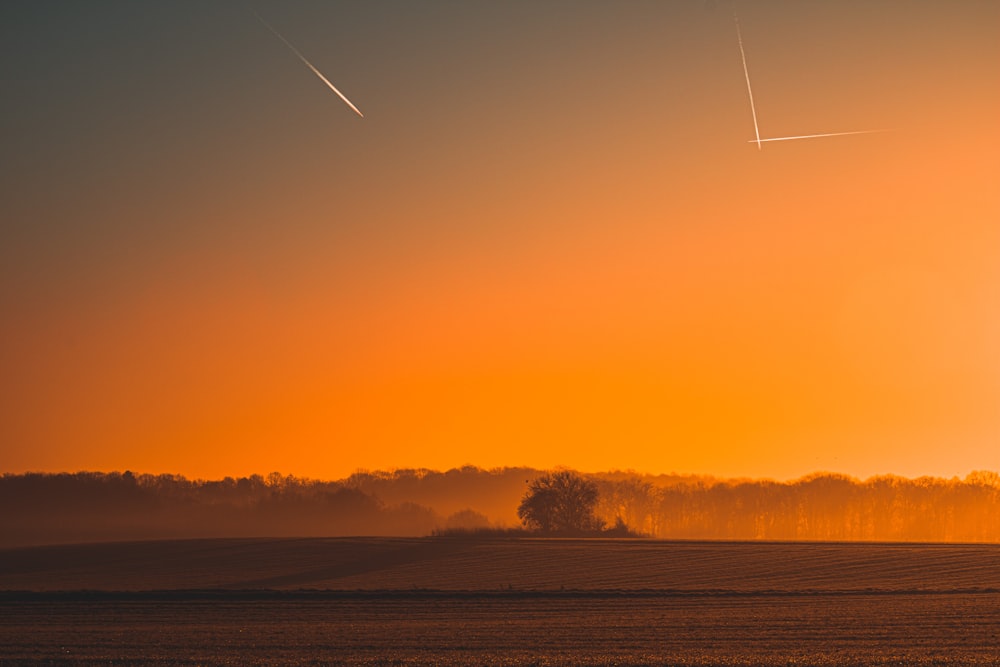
xmin=2 ymin=468 xmax=999 ymax=547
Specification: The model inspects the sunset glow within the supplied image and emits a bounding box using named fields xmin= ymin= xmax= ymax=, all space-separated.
xmin=1 ymin=1 xmax=997 ymax=481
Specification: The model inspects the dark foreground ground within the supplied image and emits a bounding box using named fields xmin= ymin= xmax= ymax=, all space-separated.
xmin=2 ymin=538 xmax=999 ymax=666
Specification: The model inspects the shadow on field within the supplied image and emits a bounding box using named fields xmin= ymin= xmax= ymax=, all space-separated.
xmin=222 ymin=538 xmax=472 ymax=589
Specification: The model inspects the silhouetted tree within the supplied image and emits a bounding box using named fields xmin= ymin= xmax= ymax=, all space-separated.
xmin=517 ymin=471 xmax=604 ymax=533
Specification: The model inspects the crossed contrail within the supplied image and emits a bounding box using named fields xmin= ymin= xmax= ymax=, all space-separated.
xmin=733 ymin=9 xmax=761 ymax=150
xmin=252 ymin=10 xmax=364 ymax=118
xmin=733 ymin=6 xmax=891 ymax=149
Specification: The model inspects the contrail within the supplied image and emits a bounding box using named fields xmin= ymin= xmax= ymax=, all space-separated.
xmin=749 ymin=129 xmax=895 ymax=144
xmin=252 ymin=10 xmax=364 ymax=118
xmin=734 ymin=8 xmax=761 ymax=150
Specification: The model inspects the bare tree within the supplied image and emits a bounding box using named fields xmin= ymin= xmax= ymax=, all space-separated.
xmin=517 ymin=471 xmax=604 ymax=533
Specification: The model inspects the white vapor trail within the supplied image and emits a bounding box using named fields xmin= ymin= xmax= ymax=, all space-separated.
xmin=252 ymin=11 xmax=364 ymax=118
xmin=748 ymin=129 xmax=895 ymax=144
xmin=734 ymin=8 xmax=761 ymax=150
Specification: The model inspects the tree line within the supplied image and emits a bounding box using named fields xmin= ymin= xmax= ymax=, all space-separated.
xmin=0 ymin=471 xmax=440 ymax=547
xmin=2 ymin=468 xmax=998 ymax=547
xmin=592 ymin=471 xmax=1000 ymax=542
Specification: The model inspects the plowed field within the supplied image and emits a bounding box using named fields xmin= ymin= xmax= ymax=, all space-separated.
xmin=2 ymin=538 xmax=998 ymax=665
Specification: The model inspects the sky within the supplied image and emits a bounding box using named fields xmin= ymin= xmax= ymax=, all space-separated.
xmin=1 ymin=1 xmax=997 ymax=481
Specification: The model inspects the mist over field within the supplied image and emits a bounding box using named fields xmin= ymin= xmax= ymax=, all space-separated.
xmin=3 ymin=467 xmax=998 ymax=547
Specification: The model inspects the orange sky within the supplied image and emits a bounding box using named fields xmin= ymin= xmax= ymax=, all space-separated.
xmin=1 ymin=1 xmax=997 ymax=480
